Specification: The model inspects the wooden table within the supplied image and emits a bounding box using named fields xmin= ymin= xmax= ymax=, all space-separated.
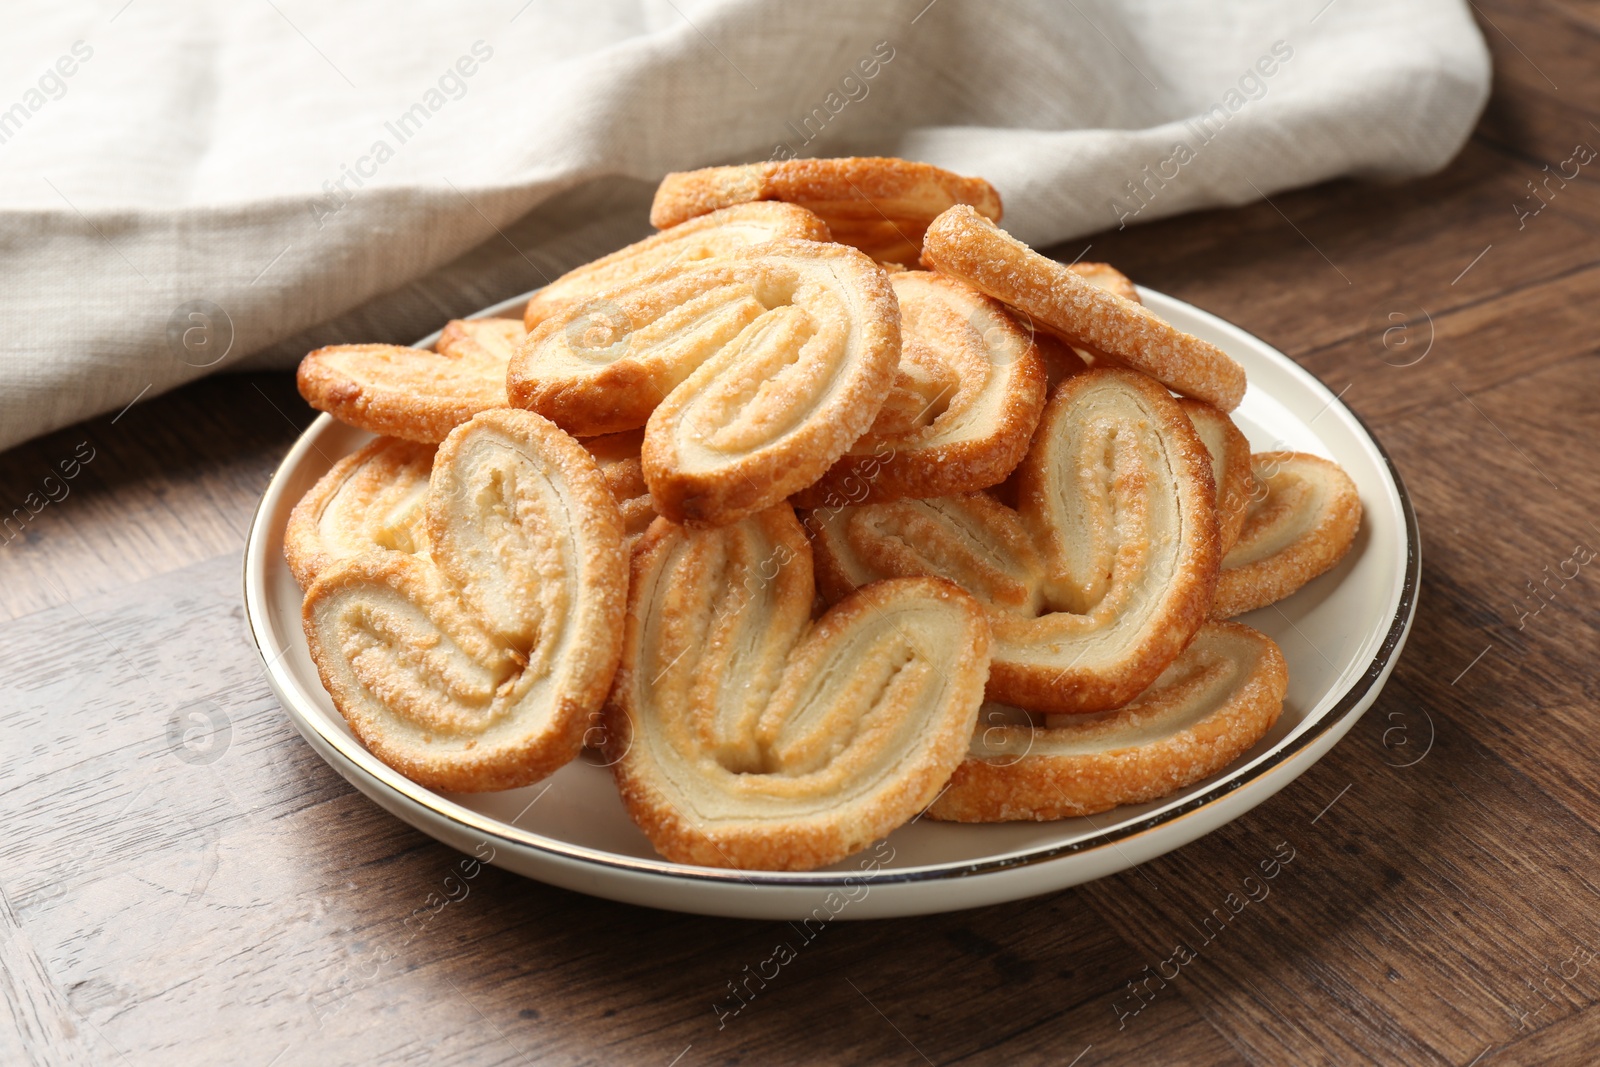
xmin=4 ymin=9 xmax=1597 ymax=1064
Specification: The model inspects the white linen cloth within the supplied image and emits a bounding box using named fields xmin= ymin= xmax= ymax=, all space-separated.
xmin=0 ymin=0 xmax=1489 ymax=452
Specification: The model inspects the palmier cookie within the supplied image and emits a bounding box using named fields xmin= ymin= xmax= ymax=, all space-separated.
xmin=651 ymin=157 xmax=1002 ymax=267
xmin=582 ymin=429 xmax=656 ymax=549
xmin=603 ymin=506 xmax=990 ymax=870
xmin=928 ymin=621 xmax=1286 ymax=822
xmin=509 ymin=238 xmax=900 ymax=527
xmin=284 ymin=436 xmax=434 ymax=589
xmin=1181 ymin=399 xmax=1254 ymax=555
xmin=297 ymin=318 xmax=524 ymax=443
xmin=1213 ymin=452 xmax=1361 ymax=618
xmin=302 ymin=409 xmax=627 ymax=792
xmin=522 ymin=203 xmax=831 ymax=331
xmin=793 ymin=271 xmax=1046 ymax=508
xmin=809 ymin=367 xmax=1221 ymax=714
xmin=922 ymin=206 xmax=1247 ymax=411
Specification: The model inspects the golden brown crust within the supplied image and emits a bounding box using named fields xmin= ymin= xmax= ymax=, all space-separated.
xmin=296 ymin=318 xmax=523 ymax=443
xmin=921 ymin=206 xmax=1247 ymax=411
xmin=1002 ymin=369 xmax=1221 ymax=710
xmin=1069 ymin=262 xmax=1141 ymax=304
xmin=437 ymin=316 xmax=525 ymax=364
xmin=928 ymin=621 xmax=1287 ymax=821
xmin=301 ymin=409 xmax=627 ymax=792
xmin=282 ymin=157 xmax=1367 ymax=851
xmin=807 ymin=367 xmax=1221 ymax=714
xmin=650 ymin=157 xmax=1002 ymax=267
xmin=808 ymin=491 xmax=1044 ymax=615
xmin=640 ymin=242 xmax=901 ymax=525
xmin=1030 ymin=329 xmax=1090 ymax=394
xmin=1063 ymin=262 xmax=1142 ymax=369
xmin=604 ymin=506 xmax=990 ymax=870
xmin=511 ymin=237 xmax=900 ymax=527
xmin=1180 ymin=398 xmax=1254 ymax=556
xmin=1212 ymin=451 xmax=1362 ymax=618
xmin=793 ymin=271 xmax=1046 ymax=508
xmin=581 ymin=429 xmax=656 ymax=549
xmin=283 ymin=436 xmax=435 ymax=589
xmin=521 ymin=203 xmax=831 ymax=331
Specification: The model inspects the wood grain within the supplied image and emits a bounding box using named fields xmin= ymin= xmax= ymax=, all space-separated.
xmin=4 ymin=3 xmax=1600 ymax=1062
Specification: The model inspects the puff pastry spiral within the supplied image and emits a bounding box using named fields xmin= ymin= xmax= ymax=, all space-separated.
xmin=302 ymin=409 xmax=627 ymax=792
xmin=794 ymin=270 xmax=1046 ymax=507
xmin=810 ymin=368 xmax=1220 ymax=714
xmin=284 ymin=436 xmax=434 ymax=589
xmin=522 ymin=202 xmax=831 ymax=330
xmin=510 ymin=238 xmax=901 ymax=526
xmin=604 ymin=506 xmax=990 ymax=870
xmin=1213 ymin=451 xmax=1362 ymax=618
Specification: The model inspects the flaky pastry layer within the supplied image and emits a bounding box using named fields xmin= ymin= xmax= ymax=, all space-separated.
xmin=928 ymin=621 xmax=1286 ymax=821
xmin=1213 ymin=451 xmax=1362 ymax=618
xmin=522 ymin=203 xmax=831 ymax=331
xmin=581 ymin=428 xmax=656 ymax=550
xmin=604 ymin=506 xmax=989 ymax=870
xmin=302 ymin=409 xmax=627 ymax=792
xmin=650 ymin=157 xmax=1001 ymax=266
xmin=284 ymin=436 xmax=435 ymax=589
xmin=809 ymin=368 xmax=1221 ymax=714
xmin=510 ymin=237 xmax=901 ymax=527
xmin=1181 ymin=398 xmax=1255 ymax=556
xmin=794 ymin=271 xmax=1046 ymax=508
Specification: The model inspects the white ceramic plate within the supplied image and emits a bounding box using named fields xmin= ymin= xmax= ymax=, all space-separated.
xmin=244 ymin=287 xmax=1418 ymax=920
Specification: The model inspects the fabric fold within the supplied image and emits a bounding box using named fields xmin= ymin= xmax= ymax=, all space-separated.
xmin=0 ymin=0 xmax=1489 ymax=452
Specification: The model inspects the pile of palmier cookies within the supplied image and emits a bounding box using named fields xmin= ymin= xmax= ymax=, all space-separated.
xmin=286 ymin=157 xmax=1362 ymax=872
